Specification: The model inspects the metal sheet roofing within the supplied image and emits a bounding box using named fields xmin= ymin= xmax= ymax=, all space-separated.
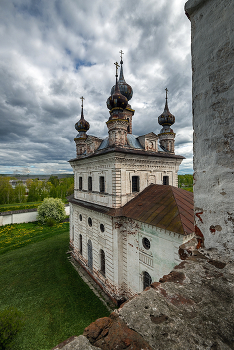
xmin=121 ymin=184 xmax=194 ymax=236
xmin=127 ymin=134 xmax=143 ymax=149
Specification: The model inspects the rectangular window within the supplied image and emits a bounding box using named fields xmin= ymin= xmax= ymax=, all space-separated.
xmin=79 ymin=177 xmax=83 ymax=190
xmin=163 ymin=176 xmax=169 ymax=185
xmin=132 ymin=176 xmax=139 ymax=192
xmin=99 ymin=176 xmax=105 ymax=193
xmin=88 ymin=176 xmax=92 ymax=191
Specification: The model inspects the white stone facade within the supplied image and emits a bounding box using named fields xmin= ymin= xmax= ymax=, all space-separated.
xmin=70 ymin=202 xmax=193 ymax=300
xmin=70 ymin=151 xmax=182 ymax=209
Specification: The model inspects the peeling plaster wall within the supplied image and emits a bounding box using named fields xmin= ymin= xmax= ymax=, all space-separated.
xmin=185 ymin=0 xmax=234 ymax=257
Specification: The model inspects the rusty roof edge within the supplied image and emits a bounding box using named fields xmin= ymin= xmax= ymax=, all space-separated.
xmin=171 ymin=187 xmax=195 ymax=235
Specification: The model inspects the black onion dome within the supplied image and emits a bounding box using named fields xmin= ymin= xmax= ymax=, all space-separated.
xmin=75 ymin=104 xmax=90 ymax=132
xmin=107 ymin=80 xmax=128 ymax=111
xmin=111 ymin=60 xmax=133 ymax=101
xmin=158 ymin=90 xmax=175 ymax=126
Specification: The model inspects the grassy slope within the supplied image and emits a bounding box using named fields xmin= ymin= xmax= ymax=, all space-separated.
xmin=0 ymin=223 xmax=109 ymax=350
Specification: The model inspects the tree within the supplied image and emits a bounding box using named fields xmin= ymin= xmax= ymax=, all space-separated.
xmin=0 ymin=307 xmax=24 ymax=350
xmin=37 ymin=198 xmax=66 ymax=225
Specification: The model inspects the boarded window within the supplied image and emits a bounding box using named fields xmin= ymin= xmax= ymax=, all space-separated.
xmin=163 ymin=176 xmax=169 ymax=185
xmin=99 ymin=176 xmax=105 ymax=193
xmin=143 ymin=271 xmax=152 ymax=290
xmin=79 ymin=177 xmax=83 ymax=190
xmin=100 ymin=249 xmax=105 ymax=276
xmin=132 ymin=176 xmax=139 ymax=192
xmin=88 ymin=176 xmax=92 ymax=191
xmin=79 ymin=234 xmax=82 ymax=255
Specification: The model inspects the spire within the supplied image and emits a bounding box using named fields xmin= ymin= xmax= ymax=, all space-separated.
xmin=164 ymin=88 xmax=169 ymax=111
xmin=119 ymin=50 xmax=125 ymax=83
xmin=80 ymin=96 xmax=85 ymax=120
xmin=114 ymin=61 xmax=120 ymax=93
xmin=110 ymin=51 xmax=133 ymax=101
xmin=158 ymin=89 xmax=176 ymax=154
xmin=75 ymin=96 xmax=90 ymax=138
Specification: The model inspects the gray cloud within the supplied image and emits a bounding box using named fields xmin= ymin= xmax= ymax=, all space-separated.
xmin=0 ymin=0 xmax=193 ymax=175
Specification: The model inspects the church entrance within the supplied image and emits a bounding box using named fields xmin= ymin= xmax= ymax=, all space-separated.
xmin=87 ymin=239 xmax=93 ymax=270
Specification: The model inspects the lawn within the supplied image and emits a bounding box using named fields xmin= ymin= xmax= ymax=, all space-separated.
xmin=0 ymin=222 xmax=109 ymax=350
xmin=0 ymin=201 xmax=42 ymax=213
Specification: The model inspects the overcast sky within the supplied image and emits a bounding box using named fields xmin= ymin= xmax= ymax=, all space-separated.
xmin=0 ymin=0 xmax=192 ymax=175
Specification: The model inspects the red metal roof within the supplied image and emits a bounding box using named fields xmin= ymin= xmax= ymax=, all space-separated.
xmin=121 ymin=184 xmax=194 ymax=236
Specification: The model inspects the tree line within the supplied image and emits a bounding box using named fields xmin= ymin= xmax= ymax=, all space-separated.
xmin=0 ymin=175 xmax=74 ymax=205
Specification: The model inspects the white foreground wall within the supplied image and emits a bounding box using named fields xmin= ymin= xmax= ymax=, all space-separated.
xmin=185 ymin=0 xmax=234 ymax=257
xmin=0 ymin=206 xmax=70 ymax=226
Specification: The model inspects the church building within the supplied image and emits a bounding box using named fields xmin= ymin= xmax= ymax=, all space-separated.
xmin=69 ymin=54 xmax=194 ymax=303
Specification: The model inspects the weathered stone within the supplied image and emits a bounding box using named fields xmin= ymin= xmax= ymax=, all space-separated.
xmin=185 ymin=0 xmax=234 ymax=258
xmin=84 ymin=312 xmax=153 ymax=350
xmin=117 ymin=253 xmax=234 ymax=349
xmin=52 ymin=335 xmax=101 ymax=350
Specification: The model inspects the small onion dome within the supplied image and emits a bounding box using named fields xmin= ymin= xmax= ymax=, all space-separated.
xmin=111 ymin=60 xmax=133 ymax=101
xmin=107 ymin=81 xmax=128 ymax=111
xmin=75 ymin=103 xmax=90 ymax=133
xmin=158 ymin=89 xmax=175 ymax=126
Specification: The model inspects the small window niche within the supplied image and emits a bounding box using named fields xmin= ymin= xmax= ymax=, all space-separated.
xmin=79 ymin=234 xmax=82 ymax=255
xmin=163 ymin=176 xmax=169 ymax=185
xmin=88 ymin=217 xmax=92 ymax=227
xmin=79 ymin=177 xmax=83 ymax=190
xmin=99 ymin=176 xmax=105 ymax=193
xmin=132 ymin=176 xmax=139 ymax=192
xmin=88 ymin=176 xmax=92 ymax=191
xmin=100 ymin=249 xmax=105 ymax=276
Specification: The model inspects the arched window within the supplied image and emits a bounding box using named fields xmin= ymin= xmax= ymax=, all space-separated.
xmin=143 ymin=271 xmax=152 ymax=290
xmin=87 ymin=239 xmax=93 ymax=270
xmin=100 ymin=249 xmax=105 ymax=276
xmin=79 ymin=234 xmax=82 ymax=255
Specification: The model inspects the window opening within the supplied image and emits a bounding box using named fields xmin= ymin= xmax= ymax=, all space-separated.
xmin=88 ymin=217 xmax=92 ymax=227
xmin=99 ymin=176 xmax=105 ymax=193
xmin=100 ymin=249 xmax=105 ymax=276
xmin=100 ymin=224 xmax=105 ymax=233
xmin=79 ymin=234 xmax=82 ymax=255
xmin=132 ymin=176 xmax=139 ymax=192
xmin=143 ymin=271 xmax=152 ymax=290
xmin=88 ymin=176 xmax=92 ymax=191
xmin=87 ymin=239 xmax=93 ymax=270
xmin=163 ymin=176 xmax=169 ymax=185
xmin=142 ymin=237 xmax=150 ymax=250
xmin=79 ymin=214 xmax=82 ymax=221
xmin=79 ymin=177 xmax=83 ymax=190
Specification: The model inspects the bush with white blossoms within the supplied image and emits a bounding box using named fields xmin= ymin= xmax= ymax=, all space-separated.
xmin=37 ymin=197 xmax=66 ymax=224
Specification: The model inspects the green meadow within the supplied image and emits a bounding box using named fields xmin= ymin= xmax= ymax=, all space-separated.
xmin=0 ymin=222 xmax=109 ymax=350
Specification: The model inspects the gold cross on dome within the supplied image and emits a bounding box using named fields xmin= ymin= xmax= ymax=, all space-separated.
xmin=80 ymin=96 xmax=85 ymax=107
xmin=114 ymin=61 xmax=120 ymax=76
xmin=119 ymin=50 xmax=124 ymax=61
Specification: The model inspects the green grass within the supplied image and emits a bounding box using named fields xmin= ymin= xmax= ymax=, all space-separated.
xmin=0 ymin=223 xmax=109 ymax=350
xmin=0 ymin=201 xmax=42 ymax=213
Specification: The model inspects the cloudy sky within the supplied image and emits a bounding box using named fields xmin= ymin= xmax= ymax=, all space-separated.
xmin=0 ymin=0 xmax=192 ymax=175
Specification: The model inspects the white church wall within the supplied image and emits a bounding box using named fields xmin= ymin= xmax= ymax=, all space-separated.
xmin=70 ymin=152 xmax=182 ymax=209
xmin=121 ymin=219 xmax=193 ymax=295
